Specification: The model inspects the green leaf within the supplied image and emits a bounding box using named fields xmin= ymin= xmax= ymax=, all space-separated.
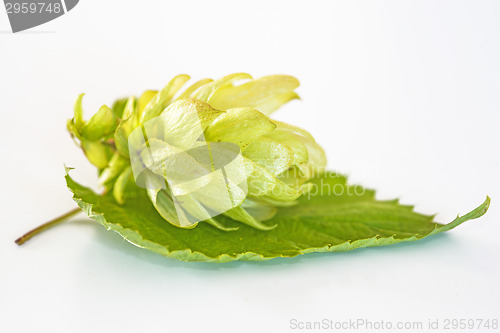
xmin=65 ymin=171 xmax=489 ymax=263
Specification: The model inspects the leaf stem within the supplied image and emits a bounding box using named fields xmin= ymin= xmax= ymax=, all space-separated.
xmin=15 ymin=208 xmax=81 ymax=245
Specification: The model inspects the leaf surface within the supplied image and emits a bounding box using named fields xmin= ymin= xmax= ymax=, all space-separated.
xmin=66 ymin=171 xmax=489 ymax=262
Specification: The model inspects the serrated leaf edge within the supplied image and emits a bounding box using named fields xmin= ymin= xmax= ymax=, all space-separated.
xmin=65 ymin=169 xmax=490 ymax=263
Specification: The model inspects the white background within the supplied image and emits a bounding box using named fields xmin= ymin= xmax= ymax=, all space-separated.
xmin=1 ymin=1 xmax=499 ymax=332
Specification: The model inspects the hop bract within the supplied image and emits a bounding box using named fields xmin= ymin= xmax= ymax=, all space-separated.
xmin=67 ymin=74 xmax=326 ymax=230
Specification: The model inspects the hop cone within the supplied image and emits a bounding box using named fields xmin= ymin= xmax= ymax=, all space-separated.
xmin=67 ymin=73 xmax=326 ymax=230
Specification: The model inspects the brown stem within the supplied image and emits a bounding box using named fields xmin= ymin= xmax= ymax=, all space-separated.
xmin=15 ymin=208 xmax=81 ymax=245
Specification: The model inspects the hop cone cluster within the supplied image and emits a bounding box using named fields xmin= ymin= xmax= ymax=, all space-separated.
xmin=67 ymin=73 xmax=326 ymax=230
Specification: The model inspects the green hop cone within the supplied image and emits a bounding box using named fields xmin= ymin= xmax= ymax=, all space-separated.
xmin=67 ymin=73 xmax=326 ymax=231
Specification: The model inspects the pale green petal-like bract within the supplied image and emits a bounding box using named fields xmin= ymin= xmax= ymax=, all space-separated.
xmin=208 ymin=75 xmax=300 ymax=115
xmin=141 ymin=74 xmax=191 ymax=122
xmin=81 ymin=105 xmax=117 ymax=141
